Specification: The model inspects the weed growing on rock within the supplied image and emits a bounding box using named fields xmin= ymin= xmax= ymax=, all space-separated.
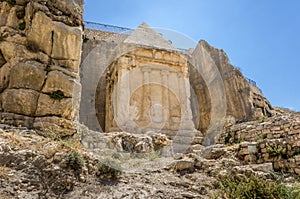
xmin=0 ymin=166 xmax=11 ymax=180
xmin=82 ymin=34 xmax=89 ymax=43
xmin=18 ymin=22 xmax=26 ymax=30
xmin=224 ymin=131 xmax=234 ymax=145
xmin=48 ymin=90 xmax=66 ymax=100
xmin=65 ymin=151 xmax=84 ymax=170
xmin=256 ymin=133 xmax=267 ymax=142
xmin=258 ymin=116 xmax=267 ymax=123
xmin=0 ymin=35 xmax=4 ymax=42
xmin=293 ymin=149 xmax=300 ymax=157
xmin=267 ymin=144 xmax=287 ymax=158
xmin=97 ymin=158 xmax=122 ymax=179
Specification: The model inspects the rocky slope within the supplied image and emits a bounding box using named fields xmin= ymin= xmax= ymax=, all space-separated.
xmin=1 ymin=110 xmax=300 ymax=199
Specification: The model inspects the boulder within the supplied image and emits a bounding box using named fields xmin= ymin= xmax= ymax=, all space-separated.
xmin=0 ymin=41 xmax=49 ymax=66
xmin=169 ymin=158 xmax=195 ymax=172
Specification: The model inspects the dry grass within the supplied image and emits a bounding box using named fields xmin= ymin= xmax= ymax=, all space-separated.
xmin=0 ymin=131 xmax=29 ymax=149
xmin=0 ymin=166 xmax=11 ymax=180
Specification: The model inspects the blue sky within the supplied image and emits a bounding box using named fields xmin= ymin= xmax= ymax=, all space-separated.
xmin=84 ymin=0 xmax=300 ymax=111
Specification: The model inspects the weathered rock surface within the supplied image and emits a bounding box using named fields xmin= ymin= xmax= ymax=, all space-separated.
xmin=189 ymin=40 xmax=273 ymax=143
xmin=0 ymin=122 xmax=300 ymax=198
xmin=0 ymin=0 xmax=83 ymax=135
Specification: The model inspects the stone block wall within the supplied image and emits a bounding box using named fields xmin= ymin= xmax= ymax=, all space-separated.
xmin=0 ymin=0 xmax=83 ymax=136
xmin=218 ymin=109 xmax=300 ymax=173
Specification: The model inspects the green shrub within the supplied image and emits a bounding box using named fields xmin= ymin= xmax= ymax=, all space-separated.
xmin=267 ymin=144 xmax=287 ymax=158
xmin=258 ymin=116 xmax=267 ymax=123
xmin=97 ymin=158 xmax=122 ymax=178
xmin=0 ymin=35 xmax=4 ymax=42
xmin=216 ymin=171 xmax=300 ymax=199
xmin=293 ymin=149 xmax=300 ymax=157
xmin=48 ymin=90 xmax=66 ymax=100
xmin=65 ymin=152 xmax=84 ymax=170
xmin=224 ymin=131 xmax=234 ymax=144
xmin=82 ymin=34 xmax=89 ymax=43
xmin=18 ymin=22 xmax=26 ymax=30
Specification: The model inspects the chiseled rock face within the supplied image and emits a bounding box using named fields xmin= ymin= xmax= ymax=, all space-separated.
xmin=190 ymin=40 xmax=273 ymax=138
xmin=200 ymin=40 xmax=272 ymax=120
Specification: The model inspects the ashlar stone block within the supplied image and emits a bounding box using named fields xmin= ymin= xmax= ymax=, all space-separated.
xmin=36 ymin=93 xmax=74 ymax=120
xmin=9 ymin=62 xmax=46 ymax=91
xmin=1 ymin=89 xmax=39 ymax=116
xmin=42 ymin=70 xmax=79 ymax=98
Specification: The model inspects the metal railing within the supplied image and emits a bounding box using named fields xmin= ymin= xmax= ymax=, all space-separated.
xmin=247 ymin=78 xmax=263 ymax=93
xmin=84 ymin=21 xmax=190 ymax=52
xmin=247 ymin=78 xmax=257 ymax=87
xmin=84 ymin=21 xmax=133 ymax=34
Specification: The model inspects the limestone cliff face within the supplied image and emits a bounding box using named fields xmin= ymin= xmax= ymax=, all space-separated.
xmin=0 ymin=0 xmax=83 ymax=136
xmin=189 ymin=40 xmax=273 ymax=137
